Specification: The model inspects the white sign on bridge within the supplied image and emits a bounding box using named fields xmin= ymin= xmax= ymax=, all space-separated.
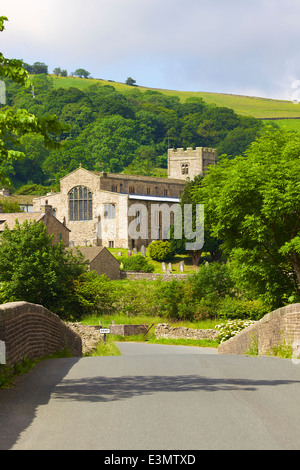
xmin=0 ymin=341 xmax=6 ymax=364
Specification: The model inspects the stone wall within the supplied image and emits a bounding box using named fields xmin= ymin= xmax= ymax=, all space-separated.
xmin=155 ymin=323 xmax=219 ymax=341
xmin=218 ymin=303 xmax=300 ymax=355
xmin=109 ymin=324 xmax=149 ymax=336
xmin=0 ymin=302 xmax=82 ymax=365
xmin=120 ymin=271 xmax=187 ymax=281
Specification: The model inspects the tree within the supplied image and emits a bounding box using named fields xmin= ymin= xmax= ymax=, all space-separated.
xmin=0 ymin=220 xmax=87 ymax=317
xmin=81 ymin=115 xmax=139 ymax=172
xmin=0 ymin=16 xmax=66 ymax=185
xmin=74 ymin=68 xmax=90 ymax=79
xmin=126 ymin=77 xmax=136 ymax=86
xmin=32 ymin=62 xmax=48 ymax=75
xmin=193 ymin=127 xmax=300 ymax=307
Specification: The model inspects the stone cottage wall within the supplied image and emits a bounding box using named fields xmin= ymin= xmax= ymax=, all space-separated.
xmin=90 ymin=248 xmax=121 ymax=280
xmin=0 ymin=302 xmax=82 ymax=365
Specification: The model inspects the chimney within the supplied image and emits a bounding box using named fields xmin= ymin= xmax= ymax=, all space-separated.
xmin=41 ymin=204 xmax=53 ymax=215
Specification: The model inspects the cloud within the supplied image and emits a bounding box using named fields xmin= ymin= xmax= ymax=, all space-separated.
xmin=1 ymin=0 xmax=300 ymax=98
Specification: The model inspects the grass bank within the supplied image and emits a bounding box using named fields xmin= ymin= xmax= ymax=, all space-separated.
xmin=51 ymin=75 xmax=300 ymax=121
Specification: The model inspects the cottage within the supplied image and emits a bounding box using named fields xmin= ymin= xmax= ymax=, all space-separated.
xmin=72 ymin=246 xmax=120 ymax=280
xmin=0 ymin=204 xmax=70 ymax=246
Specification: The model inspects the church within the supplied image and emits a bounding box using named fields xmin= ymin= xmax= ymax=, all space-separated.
xmin=33 ymin=147 xmax=217 ymax=249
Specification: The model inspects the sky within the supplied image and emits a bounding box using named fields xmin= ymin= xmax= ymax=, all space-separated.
xmin=1 ymin=0 xmax=300 ymax=100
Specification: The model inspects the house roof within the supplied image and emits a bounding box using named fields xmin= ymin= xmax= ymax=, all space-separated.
xmin=0 ymin=212 xmax=44 ymax=230
xmin=72 ymin=246 xmax=119 ymax=264
xmin=0 ymin=212 xmax=71 ymax=232
xmin=0 ymin=195 xmax=35 ymax=206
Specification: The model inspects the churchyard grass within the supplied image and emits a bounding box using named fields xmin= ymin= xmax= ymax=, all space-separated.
xmin=108 ymin=247 xmax=202 ymax=274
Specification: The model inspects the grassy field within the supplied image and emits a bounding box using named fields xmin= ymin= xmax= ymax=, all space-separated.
xmin=50 ymin=75 xmax=300 ymax=122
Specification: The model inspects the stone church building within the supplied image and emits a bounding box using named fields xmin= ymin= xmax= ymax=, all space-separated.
xmin=33 ymin=147 xmax=217 ymax=249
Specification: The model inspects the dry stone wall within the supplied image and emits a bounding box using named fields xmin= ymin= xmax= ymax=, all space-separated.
xmin=0 ymin=302 xmax=82 ymax=365
xmin=155 ymin=323 xmax=219 ymax=341
xmin=109 ymin=324 xmax=149 ymax=336
xmin=121 ymin=271 xmax=187 ymax=281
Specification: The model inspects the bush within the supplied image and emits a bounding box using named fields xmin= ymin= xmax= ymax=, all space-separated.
xmin=187 ymin=262 xmax=234 ymax=302
xmin=114 ymin=280 xmax=160 ymax=317
xmin=217 ymin=296 xmax=269 ymax=321
xmin=148 ymin=240 xmax=175 ymax=262
xmin=156 ymin=279 xmax=187 ymax=319
xmin=215 ymin=319 xmax=257 ymax=343
xmin=121 ymin=254 xmax=155 ymax=273
xmin=71 ymin=272 xmax=116 ymax=319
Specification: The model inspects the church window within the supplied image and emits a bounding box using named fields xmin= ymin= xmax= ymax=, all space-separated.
xmin=104 ymin=204 xmax=116 ymax=220
xmin=69 ymin=186 xmax=93 ymax=221
xmin=181 ymin=163 xmax=189 ymax=175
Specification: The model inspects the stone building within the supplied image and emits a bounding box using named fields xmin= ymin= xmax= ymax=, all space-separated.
xmin=32 ymin=146 xmax=217 ymax=249
xmin=0 ymin=188 xmax=34 ymax=212
xmin=72 ymin=246 xmax=121 ymax=280
xmin=0 ymin=204 xmax=70 ymax=246
xmin=168 ymin=147 xmax=217 ymax=180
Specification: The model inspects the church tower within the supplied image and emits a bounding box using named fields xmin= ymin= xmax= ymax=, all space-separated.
xmin=168 ymin=147 xmax=217 ymax=180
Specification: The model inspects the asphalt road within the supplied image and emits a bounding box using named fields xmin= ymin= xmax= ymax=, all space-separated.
xmin=1 ymin=342 xmax=300 ymax=450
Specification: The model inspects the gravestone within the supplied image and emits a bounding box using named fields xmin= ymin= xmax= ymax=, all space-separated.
xmin=133 ymin=247 xmax=138 ymax=255
xmin=141 ymin=245 xmax=146 ymax=257
xmin=127 ymin=250 xmax=132 ymax=257
xmin=179 ymin=261 xmax=184 ymax=272
xmin=117 ymin=251 xmax=122 ymax=256
xmin=161 ymin=262 xmax=166 ymax=272
xmin=168 ymin=262 xmax=172 ymax=271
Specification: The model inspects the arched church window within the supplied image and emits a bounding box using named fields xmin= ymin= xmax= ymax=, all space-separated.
xmin=69 ymin=186 xmax=93 ymax=221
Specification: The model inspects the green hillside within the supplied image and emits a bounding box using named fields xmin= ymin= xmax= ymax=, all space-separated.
xmin=51 ymin=75 xmax=300 ymax=121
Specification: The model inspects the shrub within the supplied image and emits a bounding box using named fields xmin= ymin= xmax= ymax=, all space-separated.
xmin=215 ymin=319 xmax=256 ymax=343
xmin=121 ymin=254 xmax=155 ymax=273
xmin=217 ymin=296 xmax=269 ymax=321
xmin=113 ymin=280 xmax=160 ymax=317
xmin=156 ymin=279 xmax=187 ymax=319
xmin=71 ymin=272 xmax=116 ymax=319
xmin=187 ymin=262 xmax=234 ymax=302
xmin=148 ymin=240 xmax=175 ymax=262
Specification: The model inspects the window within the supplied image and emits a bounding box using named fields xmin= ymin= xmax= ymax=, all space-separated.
xmin=104 ymin=204 xmax=116 ymax=219
xmin=69 ymin=186 xmax=93 ymax=221
xmin=129 ymin=186 xmax=135 ymax=194
xmin=108 ymin=241 xmax=114 ymax=248
xmin=164 ymin=189 xmax=168 ymax=197
xmin=111 ymin=184 xmax=118 ymax=192
xmin=181 ymin=163 xmax=189 ymax=175
xmin=147 ymin=187 xmax=151 ymax=195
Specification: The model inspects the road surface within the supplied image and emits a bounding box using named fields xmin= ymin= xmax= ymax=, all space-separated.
xmin=1 ymin=342 xmax=300 ymax=450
